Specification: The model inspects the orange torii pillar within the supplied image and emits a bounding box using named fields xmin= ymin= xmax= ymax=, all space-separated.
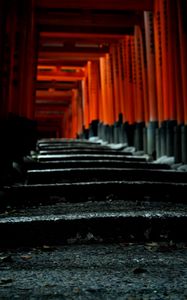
xmin=124 ymin=36 xmax=136 ymax=125
xmin=153 ymin=0 xmax=166 ymax=156
xmin=99 ymin=56 xmax=108 ymax=125
xmin=87 ymin=60 xmax=100 ymax=137
xmin=76 ymin=82 xmax=84 ymax=138
xmin=81 ymin=77 xmax=90 ymax=134
xmin=95 ymin=60 xmax=103 ymax=123
xmin=110 ymin=43 xmax=121 ymax=123
xmin=110 ymin=43 xmax=123 ymax=143
xmin=153 ymin=0 xmax=163 ymax=125
xmin=157 ymin=0 xmax=177 ymax=157
xmin=99 ymin=54 xmax=115 ymax=142
xmin=170 ymin=1 xmax=183 ymax=127
xmin=71 ymin=89 xmax=79 ymax=138
xmin=118 ymin=39 xmax=129 ymax=144
xmin=134 ymin=25 xmax=147 ymax=151
xmin=121 ymin=38 xmax=128 ymax=123
xmin=105 ymin=52 xmax=115 ymax=142
xmin=165 ymin=0 xmax=178 ymax=157
xmin=64 ymin=104 xmax=73 ymax=139
xmin=17 ymin=0 xmax=37 ymax=119
xmin=0 ymin=0 xmax=13 ymax=118
xmin=159 ymin=0 xmax=169 ymax=122
xmin=144 ymin=12 xmax=159 ymax=156
xmin=118 ymin=40 xmax=127 ymax=121
xmin=177 ymin=0 xmax=187 ymax=163
xmin=155 ymin=0 xmax=180 ymax=158
xmin=106 ymin=53 xmax=115 ymax=126
xmin=0 ymin=0 xmax=6 ymax=117
xmin=167 ymin=0 xmax=184 ymax=161
xmin=6 ymin=0 xmax=17 ymax=114
xmin=99 ymin=56 xmax=108 ymax=140
xmin=95 ymin=60 xmax=104 ymax=139
xmin=115 ymin=41 xmax=127 ymax=143
xmin=0 ymin=0 xmax=18 ymax=117
xmin=122 ymin=36 xmax=136 ymax=146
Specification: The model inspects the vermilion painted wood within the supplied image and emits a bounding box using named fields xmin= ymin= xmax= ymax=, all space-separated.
xmin=82 ymin=78 xmax=89 ymax=129
xmin=7 ymin=3 xmax=17 ymax=114
xmin=123 ymin=37 xmax=131 ymax=123
xmin=111 ymin=43 xmax=120 ymax=121
xmin=37 ymin=0 xmax=153 ymax=11
xmin=171 ymin=0 xmax=183 ymax=125
xmin=128 ymin=36 xmax=136 ymax=124
xmin=87 ymin=61 xmax=100 ymax=122
xmin=167 ymin=0 xmax=177 ymax=121
xmin=134 ymin=26 xmax=146 ymax=123
xmin=106 ymin=53 xmax=115 ymax=125
xmin=160 ymin=0 xmax=170 ymax=121
xmin=177 ymin=0 xmax=187 ymax=124
xmin=131 ymin=36 xmax=137 ymax=122
xmin=154 ymin=0 xmax=163 ymax=124
xmin=100 ymin=57 xmax=108 ymax=124
xmin=71 ymin=89 xmax=79 ymax=138
xmin=119 ymin=40 xmax=126 ymax=120
xmin=144 ymin=12 xmax=157 ymax=123
xmin=117 ymin=42 xmax=125 ymax=121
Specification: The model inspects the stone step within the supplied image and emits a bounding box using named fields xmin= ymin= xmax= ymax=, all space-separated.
xmin=25 ymin=159 xmax=171 ymax=171
xmin=26 ymin=167 xmax=187 ymax=184
xmin=3 ymin=180 xmax=187 ymax=208
xmin=0 ymin=243 xmax=186 ymax=299
xmin=37 ymin=143 xmax=111 ymax=150
xmin=37 ymin=139 xmax=102 ymax=148
xmin=38 ymin=148 xmax=132 ymax=156
xmin=0 ymin=200 xmax=186 ymax=247
xmin=37 ymin=154 xmax=147 ymax=162
xmin=38 ymin=138 xmax=94 ymax=142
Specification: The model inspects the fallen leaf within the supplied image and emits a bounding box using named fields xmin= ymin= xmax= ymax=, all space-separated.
xmin=42 ymin=245 xmax=56 ymax=252
xmin=20 ymin=255 xmax=32 ymax=260
xmin=73 ymin=287 xmax=80 ymax=293
xmin=0 ymin=255 xmax=13 ymax=263
xmin=144 ymin=242 xmax=159 ymax=252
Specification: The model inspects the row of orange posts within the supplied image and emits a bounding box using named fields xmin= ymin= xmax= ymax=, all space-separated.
xmin=68 ymin=0 xmax=186 ymax=139
xmin=0 ymin=0 xmax=187 ymax=142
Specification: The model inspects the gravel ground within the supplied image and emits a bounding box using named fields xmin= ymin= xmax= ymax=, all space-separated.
xmin=0 ymin=243 xmax=187 ymax=299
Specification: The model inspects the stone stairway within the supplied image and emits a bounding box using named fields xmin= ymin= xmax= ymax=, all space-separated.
xmin=1 ymin=138 xmax=187 ymax=246
xmin=0 ymin=138 xmax=187 ymax=299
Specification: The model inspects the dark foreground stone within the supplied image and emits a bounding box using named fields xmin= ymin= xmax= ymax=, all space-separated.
xmin=0 ymin=200 xmax=186 ymax=247
xmin=26 ymin=167 xmax=187 ymax=184
xmin=37 ymin=154 xmax=147 ymax=162
xmin=24 ymin=159 xmax=172 ymax=171
xmin=3 ymin=181 xmax=187 ymax=207
xmin=0 ymin=243 xmax=186 ymax=299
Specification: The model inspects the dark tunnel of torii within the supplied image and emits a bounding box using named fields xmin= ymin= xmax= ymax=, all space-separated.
xmin=0 ymin=0 xmax=187 ymax=165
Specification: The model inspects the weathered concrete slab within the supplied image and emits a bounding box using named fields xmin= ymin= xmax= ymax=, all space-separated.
xmin=3 ymin=180 xmax=187 ymax=207
xmin=38 ymin=148 xmax=133 ymax=156
xmin=37 ymin=154 xmax=147 ymax=162
xmin=37 ymin=143 xmax=110 ymax=150
xmin=25 ymin=159 xmax=171 ymax=171
xmin=0 ymin=243 xmax=186 ymax=299
xmin=37 ymin=139 xmax=101 ymax=147
xmin=0 ymin=200 xmax=186 ymax=247
xmin=26 ymin=167 xmax=187 ymax=184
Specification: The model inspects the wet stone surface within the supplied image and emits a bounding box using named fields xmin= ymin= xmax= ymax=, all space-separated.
xmin=0 ymin=199 xmax=187 ymax=216
xmin=1 ymin=200 xmax=187 ymax=219
xmin=0 ymin=200 xmax=186 ymax=248
xmin=0 ymin=243 xmax=187 ymax=299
